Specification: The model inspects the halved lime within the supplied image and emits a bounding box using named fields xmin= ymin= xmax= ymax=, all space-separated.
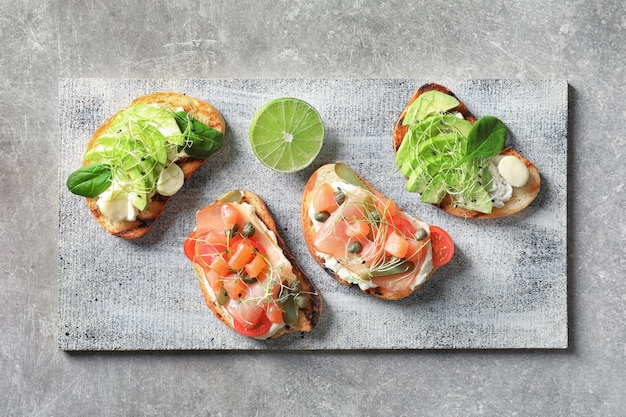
xmin=249 ymin=97 xmax=324 ymax=173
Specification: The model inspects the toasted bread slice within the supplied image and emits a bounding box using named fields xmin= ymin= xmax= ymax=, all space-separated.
xmin=189 ymin=190 xmax=322 ymax=339
xmin=84 ymin=92 xmax=226 ymax=238
xmin=301 ymin=163 xmax=452 ymax=300
xmin=393 ymin=83 xmax=540 ymax=219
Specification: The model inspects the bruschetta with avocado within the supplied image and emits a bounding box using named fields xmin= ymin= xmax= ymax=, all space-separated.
xmin=184 ymin=190 xmax=322 ymax=339
xmin=301 ymin=162 xmax=454 ymax=300
xmin=393 ymin=83 xmax=540 ymax=219
xmin=66 ymin=92 xmax=226 ymax=238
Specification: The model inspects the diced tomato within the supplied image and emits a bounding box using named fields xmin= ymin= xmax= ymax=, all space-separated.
xmin=195 ymin=239 xmax=227 ymax=269
xmin=391 ymin=215 xmax=416 ymax=238
xmin=245 ymin=253 xmax=267 ymax=278
xmin=345 ymin=220 xmax=370 ymax=238
xmin=266 ymin=302 xmax=284 ymax=324
xmin=384 ymin=230 xmax=409 ymax=259
xmin=222 ymin=274 xmax=248 ymax=300
xmin=184 ymin=230 xmax=201 ymax=261
xmin=228 ymin=241 xmax=254 ymax=270
xmin=429 ymin=225 xmax=454 ymax=267
xmin=312 ymin=183 xmax=338 ymax=213
xmin=220 ymin=203 xmax=239 ymax=230
xmin=209 ymin=256 xmax=230 ymax=277
xmin=228 ymin=299 xmax=269 ymax=336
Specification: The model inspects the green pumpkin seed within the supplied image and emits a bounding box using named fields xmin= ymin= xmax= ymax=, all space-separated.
xmin=281 ymin=296 xmax=299 ymax=326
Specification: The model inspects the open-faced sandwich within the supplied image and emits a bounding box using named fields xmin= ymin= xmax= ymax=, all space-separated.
xmin=66 ymin=92 xmax=226 ymax=238
xmin=393 ymin=83 xmax=540 ymax=219
xmin=184 ymin=190 xmax=322 ymax=339
xmin=301 ymin=162 xmax=454 ymax=300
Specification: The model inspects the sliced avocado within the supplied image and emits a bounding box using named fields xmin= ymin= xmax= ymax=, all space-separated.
xmin=137 ymin=123 xmax=168 ymax=165
xmin=126 ymin=104 xmax=182 ymax=139
xmin=421 ymin=174 xmax=447 ymax=204
xmin=395 ymin=128 xmax=416 ymax=167
xmin=405 ymin=163 xmax=440 ymax=193
xmin=417 ymin=133 xmax=460 ymax=165
xmin=459 ymin=185 xmax=492 ymax=214
xmin=402 ymin=90 xmax=460 ymax=125
xmin=132 ymin=192 xmax=149 ymax=211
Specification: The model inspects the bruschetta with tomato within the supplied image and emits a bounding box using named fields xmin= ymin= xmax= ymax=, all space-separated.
xmin=393 ymin=83 xmax=540 ymax=219
xmin=301 ymin=162 xmax=454 ymax=300
xmin=66 ymin=92 xmax=226 ymax=238
xmin=184 ymin=190 xmax=322 ymax=339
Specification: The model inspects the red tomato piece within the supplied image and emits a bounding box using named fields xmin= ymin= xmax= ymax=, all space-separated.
xmin=233 ymin=312 xmax=272 ymax=337
xmin=391 ymin=215 xmax=416 ymax=238
xmin=184 ymin=230 xmax=200 ymax=261
xmin=429 ymin=225 xmax=454 ymax=267
xmin=195 ymin=239 xmax=227 ymax=269
xmin=375 ymin=197 xmax=397 ymax=219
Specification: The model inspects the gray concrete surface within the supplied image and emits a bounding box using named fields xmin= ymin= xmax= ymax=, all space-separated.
xmin=1 ymin=0 xmax=624 ymax=416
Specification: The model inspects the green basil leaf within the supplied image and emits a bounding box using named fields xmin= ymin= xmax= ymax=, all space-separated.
xmin=174 ymin=111 xmax=224 ymax=159
xmin=66 ymin=163 xmax=112 ymax=198
xmin=456 ymin=116 xmax=507 ymax=166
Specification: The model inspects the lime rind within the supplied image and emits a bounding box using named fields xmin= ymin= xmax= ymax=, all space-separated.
xmin=249 ymin=97 xmax=324 ymax=173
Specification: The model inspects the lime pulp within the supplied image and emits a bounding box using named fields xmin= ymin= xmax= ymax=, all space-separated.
xmin=249 ymin=97 xmax=324 ymax=173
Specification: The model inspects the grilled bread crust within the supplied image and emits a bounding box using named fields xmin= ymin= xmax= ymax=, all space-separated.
xmin=301 ymin=163 xmax=439 ymax=300
xmin=393 ymin=83 xmax=540 ymax=219
xmin=196 ymin=191 xmax=322 ymax=338
xmin=84 ymin=92 xmax=226 ymax=238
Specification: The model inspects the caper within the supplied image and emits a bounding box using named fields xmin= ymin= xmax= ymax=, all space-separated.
xmin=370 ymin=210 xmax=380 ymax=222
xmin=314 ymin=211 xmax=331 ymax=222
xmin=216 ymin=286 xmax=229 ymax=305
xmin=414 ymin=228 xmax=428 ymax=241
xmin=281 ymin=296 xmax=299 ymax=326
xmin=226 ymin=223 xmax=239 ymax=237
xmin=241 ymin=274 xmax=256 ymax=284
xmin=347 ymin=241 xmax=363 ymax=254
xmin=294 ymin=294 xmax=309 ymax=309
xmin=241 ymin=221 xmax=255 ymax=238
xmin=334 ymin=189 xmax=346 ymax=206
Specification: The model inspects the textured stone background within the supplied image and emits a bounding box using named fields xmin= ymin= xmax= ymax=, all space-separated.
xmin=2 ymin=0 xmax=625 ymax=415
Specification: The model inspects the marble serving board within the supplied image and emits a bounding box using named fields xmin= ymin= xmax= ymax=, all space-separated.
xmin=58 ymin=78 xmax=568 ymax=350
